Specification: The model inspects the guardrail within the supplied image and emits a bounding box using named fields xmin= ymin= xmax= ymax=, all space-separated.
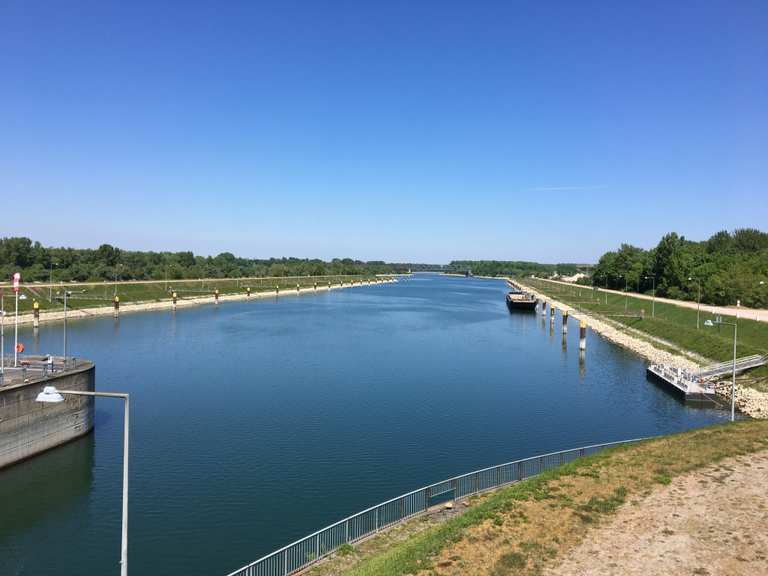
xmin=696 ymin=355 xmax=767 ymax=379
xmin=225 ymin=437 xmax=645 ymax=576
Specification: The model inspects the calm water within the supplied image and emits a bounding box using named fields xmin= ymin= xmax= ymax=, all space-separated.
xmin=0 ymin=274 xmax=726 ymax=576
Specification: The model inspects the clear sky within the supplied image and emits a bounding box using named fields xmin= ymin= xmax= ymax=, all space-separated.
xmin=2 ymin=1 xmax=766 ymax=263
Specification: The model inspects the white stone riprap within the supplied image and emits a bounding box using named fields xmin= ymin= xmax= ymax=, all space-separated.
xmin=715 ymin=381 xmax=768 ymax=418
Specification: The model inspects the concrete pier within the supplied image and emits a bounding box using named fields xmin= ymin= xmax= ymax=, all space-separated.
xmin=646 ymin=364 xmax=717 ymax=404
xmin=0 ymin=357 xmax=95 ymax=469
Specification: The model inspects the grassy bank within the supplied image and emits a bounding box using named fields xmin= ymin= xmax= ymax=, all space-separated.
xmin=307 ymin=420 xmax=768 ymax=576
xmin=1 ymin=275 xmax=388 ymax=314
xmin=521 ymin=277 xmax=768 ymax=364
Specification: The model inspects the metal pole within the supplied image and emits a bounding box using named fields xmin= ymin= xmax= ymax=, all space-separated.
xmin=697 ymin=284 xmax=701 ymax=330
xmin=59 ymin=390 xmax=129 ymax=575
xmin=121 ymin=394 xmax=130 ymax=576
xmin=1 ymin=295 xmax=4 ymax=377
xmin=63 ymin=291 xmax=68 ymax=363
xmin=731 ymin=322 xmax=737 ymax=422
xmin=49 ymin=264 xmax=54 ymax=302
xmin=651 ymin=277 xmax=655 ymax=318
xmin=624 ymin=277 xmax=628 ymax=311
xmin=14 ymin=290 xmax=19 ymax=367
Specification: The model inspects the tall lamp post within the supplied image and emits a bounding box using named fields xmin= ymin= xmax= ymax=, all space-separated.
xmin=688 ymin=277 xmax=701 ymax=329
xmin=13 ymin=272 xmax=21 ymax=367
xmin=1 ymin=300 xmax=5 ymax=381
xmin=644 ymin=275 xmax=656 ymax=318
xmin=114 ymin=264 xmax=123 ymax=297
xmin=49 ymin=261 xmax=57 ymax=302
xmin=599 ymin=274 xmax=608 ymax=305
xmin=37 ymin=386 xmax=130 ymax=575
xmin=617 ymin=274 xmax=628 ymax=311
xmin=704 ymin=318 xmax=737 ymax=422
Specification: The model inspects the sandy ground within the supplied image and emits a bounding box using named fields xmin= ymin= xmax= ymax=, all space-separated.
xmin=545 ymin=450 xmax=768 ymax=576
xmin=535 ymin=277 xmax=768 ymax=323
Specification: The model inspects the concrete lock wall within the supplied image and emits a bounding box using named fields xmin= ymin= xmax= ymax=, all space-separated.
xmin=0 ymin=363 xmax=96 ymax=470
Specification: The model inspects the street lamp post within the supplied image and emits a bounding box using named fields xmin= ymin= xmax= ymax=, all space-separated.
xmin=63 ymin=290 xmax=71 ymax=364
xmin=1 ymin=297 xmax=5 ymax=380
xmin=645 ymin=275 xmax=656 ymax=318
xmin=37 ymin=386 xmax=130 ymax=575
xmin=114 ymin=264 xmax=122 ymax=297
xmin=688 ymin=277 xmax=701 ymax=329
xmin=704 ymin=318 xmax=738 ymax=422
xmin=617 ymin=274 xmax=628 ymax=311
xmin=49 ymin=261 xmax=57 ymax=302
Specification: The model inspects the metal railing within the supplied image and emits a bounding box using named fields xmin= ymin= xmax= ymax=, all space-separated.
xmin=695 ymin=354 xmax=767 ymax=379
xmin=225 ymin=437 xmax=645 ymax=576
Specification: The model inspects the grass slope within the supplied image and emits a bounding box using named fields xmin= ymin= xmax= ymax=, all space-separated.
xmin=307 ymin=421 xmax=768 ymax=576
xmin=0 ymin=275 xmax=384 ymax=314
xmin=522 ymin=278 xmax=768 ymax=364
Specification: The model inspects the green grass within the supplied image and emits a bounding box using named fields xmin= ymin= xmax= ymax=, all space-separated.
xmin=522 ymin=278 xmax=768 ymax=364
xmin=0 ymin=275 xmax=389 ymax=314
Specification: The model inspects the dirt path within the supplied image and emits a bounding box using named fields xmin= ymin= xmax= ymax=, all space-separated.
xmin=545 ymin=450 xmax=768 ymax=576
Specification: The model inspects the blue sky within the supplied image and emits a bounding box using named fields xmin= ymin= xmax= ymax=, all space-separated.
xmin=2 ymin=1 xmax=766 ymax=263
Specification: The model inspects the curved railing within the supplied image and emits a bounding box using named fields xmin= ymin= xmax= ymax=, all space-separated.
xmin=225 ymin=437 xmax=646 ymax=576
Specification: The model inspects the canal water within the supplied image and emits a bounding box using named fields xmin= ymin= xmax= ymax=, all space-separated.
xmin=0 ymin=274 xmax=726 ymax=576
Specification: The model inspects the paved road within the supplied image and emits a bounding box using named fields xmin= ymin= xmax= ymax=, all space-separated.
xmin=534 ymin=277 xmax=768 ymax=323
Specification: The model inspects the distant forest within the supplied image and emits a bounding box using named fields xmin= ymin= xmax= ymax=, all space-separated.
xmin=591 ymin=229 xmax=768 ymax=308
xmin=450 ymin=260 xmax=589 ymax=277
xmin=0 ymin=237 xmax=410 ymax=283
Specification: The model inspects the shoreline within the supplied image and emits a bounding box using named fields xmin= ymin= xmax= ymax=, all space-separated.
xmin=512 ymin=277 xmax=768 ymax=418
xmin=5 ymin=278 xmax=398 ymax=327
xmin=513 ymin=277 xmax=702 ymax=371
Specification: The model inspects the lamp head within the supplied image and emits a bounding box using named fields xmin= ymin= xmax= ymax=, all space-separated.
xmin=36 ymin=386 xmax=65 ymax=403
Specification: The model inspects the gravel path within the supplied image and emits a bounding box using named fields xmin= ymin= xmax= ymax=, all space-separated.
xmin=544 ymin=450 xmax=768 ymax=576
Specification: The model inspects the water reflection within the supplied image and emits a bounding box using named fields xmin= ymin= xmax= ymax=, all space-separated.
xmin=0 ymin=434 xmax=95 ymax=573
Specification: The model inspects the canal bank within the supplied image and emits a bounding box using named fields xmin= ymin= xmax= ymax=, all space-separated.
xmin=511 ymin=277 xmax=768 ymax=419
xmin=4 ymin=277 xmax=399 ymax=328
xmin=512 ymin=277 xmax=702 ymax=371
xmin=0 ymin=274 xmax=727 ymax=576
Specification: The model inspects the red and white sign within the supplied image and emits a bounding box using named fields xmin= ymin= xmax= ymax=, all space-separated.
xmin=12 ymin=272 xmax=21 ymax=293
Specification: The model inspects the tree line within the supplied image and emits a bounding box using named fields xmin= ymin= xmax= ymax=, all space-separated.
xmin=0 ymin=237 xmax=410 ymax=283
xmin=450 ymin=260 xmax=588 ymax=278
xmin=590 ymin=229 xmax=768 ymax=308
